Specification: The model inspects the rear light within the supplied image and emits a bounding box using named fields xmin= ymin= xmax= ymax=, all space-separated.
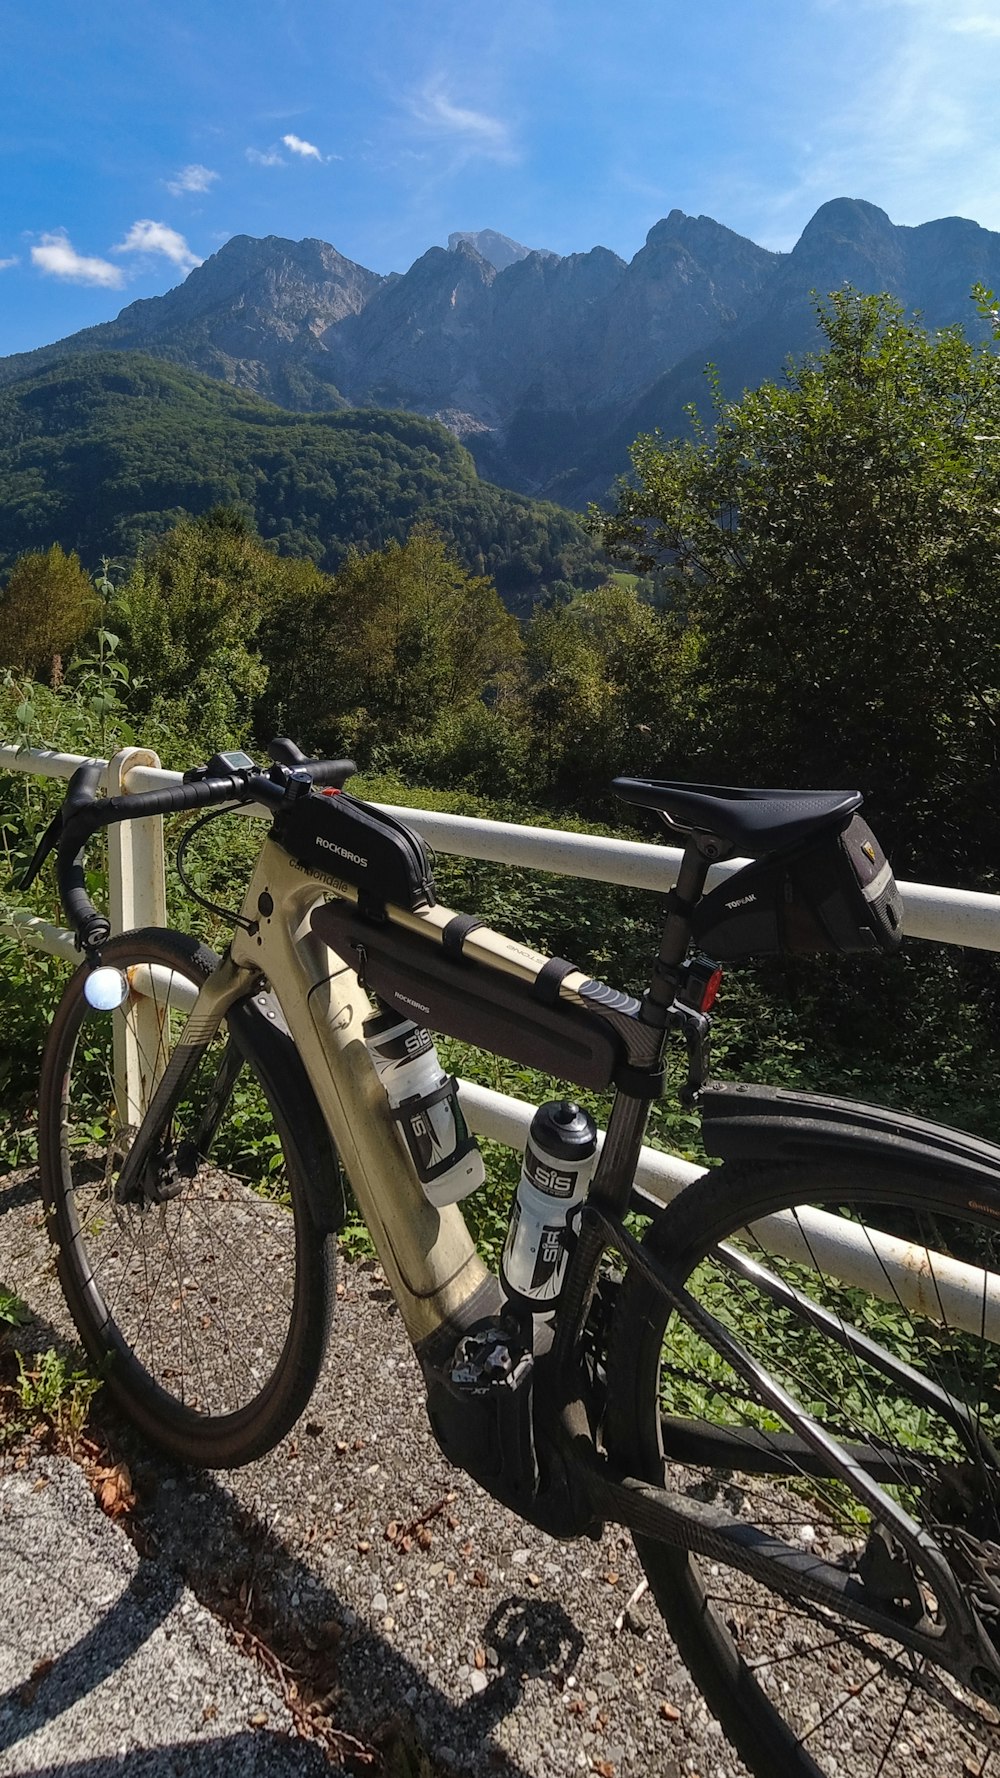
xmin=677 ymin=956 xmax=723 ymax=1015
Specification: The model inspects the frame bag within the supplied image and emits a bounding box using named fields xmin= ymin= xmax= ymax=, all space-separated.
xmin=691 ymin=814 xmax=904 ymax=960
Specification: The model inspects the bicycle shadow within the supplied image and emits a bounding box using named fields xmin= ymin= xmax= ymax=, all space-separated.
xmin=0 ymin=1730 xmax=327 ymax=1777
xmin=0 ymin=1305 xmax=575 ymax=1778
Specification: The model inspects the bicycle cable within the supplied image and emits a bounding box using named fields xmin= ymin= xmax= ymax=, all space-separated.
xmin=174 ymin=802 xmax=260 ymax=931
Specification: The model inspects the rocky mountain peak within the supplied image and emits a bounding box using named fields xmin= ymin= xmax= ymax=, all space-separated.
xmin=448 ymin=229 xmax=541 ymax=272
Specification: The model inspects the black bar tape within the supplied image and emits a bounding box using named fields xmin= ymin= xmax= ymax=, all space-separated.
xmin=441 ymin=913 xmax=484 ymax=958
xmin=532 ymin=956 xmax=576 ymax=1006
xmin=307 ymin=758 xmax=356 ymax=788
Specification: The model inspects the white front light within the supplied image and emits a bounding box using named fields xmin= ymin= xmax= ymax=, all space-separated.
xmin=84 ymin=967 xmax=128 ymax=1011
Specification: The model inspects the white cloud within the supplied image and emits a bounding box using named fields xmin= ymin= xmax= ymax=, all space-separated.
xmin=282 ymin=132 xmax=323 ymax=160
xmin=405 ymin=78 xmax=517 ymax=164
xmin=247 ymin=146 xmax=286 ymax=167
xmin=31 ymin=231 xmax=124 ymax=288
xmin=114 ymin=220 xmax=202 ymax=272
xmin=165 ymin=163 xmax=219 ymax=197
xmin=0 ymin=256 xmax=18 ymax=271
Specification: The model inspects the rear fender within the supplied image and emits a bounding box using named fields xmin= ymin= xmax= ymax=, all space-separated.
xmin=700 ymin=1081 xmax=1000 ymax=1197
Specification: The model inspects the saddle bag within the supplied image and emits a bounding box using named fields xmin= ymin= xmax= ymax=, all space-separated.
xmin=691 ymin=814 xmax=904 ymax=960
xmin=272 ymin=790 xmax=436 ymax=916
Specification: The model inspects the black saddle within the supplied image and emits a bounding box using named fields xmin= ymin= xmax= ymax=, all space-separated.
xmin=613 ymin=777 xmax=863 ymax=857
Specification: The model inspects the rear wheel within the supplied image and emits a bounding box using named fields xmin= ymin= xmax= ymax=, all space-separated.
xmin=606 ymin=1158 xmax=1000 ymax=1778
xmin=38 ymin=928 xmax=338 ymax=1466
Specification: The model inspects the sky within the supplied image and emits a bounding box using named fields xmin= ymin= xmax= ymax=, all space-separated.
xmin=3 ymin=0 xmax=1000 ymax=356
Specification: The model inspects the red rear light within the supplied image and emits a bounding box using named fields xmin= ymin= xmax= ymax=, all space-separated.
xmin=700 ymin=966 xmax=723 ymax=1013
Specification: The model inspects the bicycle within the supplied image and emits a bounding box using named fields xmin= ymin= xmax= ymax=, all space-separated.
xmin=25 ymin=736 xmax=1000 ymax=1778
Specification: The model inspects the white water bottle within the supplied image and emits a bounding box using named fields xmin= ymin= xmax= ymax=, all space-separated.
xmin=363 ymin=1005 xmax=485 ymax=1207
xmin=500 ymin=1101 xmax=599 ymax=1314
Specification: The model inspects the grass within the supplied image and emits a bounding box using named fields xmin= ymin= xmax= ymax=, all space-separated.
xmin=1 ymin=1280 xmax=101 ymax=1450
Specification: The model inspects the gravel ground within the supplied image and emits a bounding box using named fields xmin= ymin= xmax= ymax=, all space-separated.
xmin=0 ymin=1163 xmax=736 ymax=1777
xmin=0 ymin=1451 xmax=330 ymax=1776
xmin=6 ymin=1157 xmax=1000 ymax=1777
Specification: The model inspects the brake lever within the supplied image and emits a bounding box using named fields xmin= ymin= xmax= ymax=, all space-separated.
xmin=18 ymin=759 xmax=105 ymax=891
xmin=18 ymin=805 xmax=63 ymax=890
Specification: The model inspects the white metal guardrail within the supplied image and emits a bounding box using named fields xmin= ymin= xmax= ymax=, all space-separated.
xmin=4 ymin=740 xmax=1000 ymax=1334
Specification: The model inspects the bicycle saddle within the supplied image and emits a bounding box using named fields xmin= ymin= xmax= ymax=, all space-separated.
xmin=612 ymin=778 xmax=863 ymax=855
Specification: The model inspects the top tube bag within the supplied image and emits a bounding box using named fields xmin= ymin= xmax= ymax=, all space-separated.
xmin=691 ymin=813 xmax=904 ymax=960
xmin=272 ymin=789 xmax=436 ymax=915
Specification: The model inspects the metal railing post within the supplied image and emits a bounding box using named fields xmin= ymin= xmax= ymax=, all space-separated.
xmin=107 ymin=747 xmax=168 ymax=1125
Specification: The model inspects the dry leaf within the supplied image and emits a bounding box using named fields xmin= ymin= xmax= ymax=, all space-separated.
xmin=659 ymin=1701 xmax=681 ymax=1722
xmin=18 ymin=1656 xmax=54 ymax=1706
xmin=527 ymin=1572 xmax=542 ymax=1588
xmin=474 ymin=1648 xmax=486 ymax=1670
xmin=604 ymin=1571 xmax=619 ymax=1586
xmin=96 ymin=1461 xmax=134 ymax=1518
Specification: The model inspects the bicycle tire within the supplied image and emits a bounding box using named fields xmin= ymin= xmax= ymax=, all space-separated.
xmin=605 ymin=1155 xmax=1000 ymax=1778
xmin=38 ymin=927 xmax=338 ymax=1467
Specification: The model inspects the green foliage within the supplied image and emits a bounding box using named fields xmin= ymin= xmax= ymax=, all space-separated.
xmin=13 ymin=1347 xmax=101 ymax=1439
xmin=0 ymin=353 xmax=604 ymax=609
xmin=260 ymin=526 xmax=523 ymax=768
xmin=0 ymin=545 xmax=100 ymax=681
xmin=0 ymin=1285 xmax=27 ymax=1327
xmin=521 ymin=580 xmax=698 ymax=803
xmin=593 ymin=289 xmax=1000 ymax=881
xmin=110 ymin=508 xmax=277 ymax=752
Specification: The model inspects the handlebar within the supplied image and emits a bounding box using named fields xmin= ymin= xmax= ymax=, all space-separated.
xmin=30 ymin=742 xmax=356 ymax=956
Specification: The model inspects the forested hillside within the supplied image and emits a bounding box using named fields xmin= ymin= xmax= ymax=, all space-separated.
xmin=1 ymin=290 xmax=999 ymax=1163
xmin=0 ymin=354 xmax=602 ymax=609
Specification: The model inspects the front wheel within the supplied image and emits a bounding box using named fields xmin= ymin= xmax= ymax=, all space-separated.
xmin=606 ymin=1157 xmax=1000 ymax=1778
xmin=38 ymin=928 xmax=338 ymax=1467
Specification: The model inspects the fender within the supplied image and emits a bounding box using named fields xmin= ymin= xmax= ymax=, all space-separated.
xmin=699 ymin=1080 xmax=1000 ymax=1196
xmin=228 ymin=987 xmax=346 ymax=1235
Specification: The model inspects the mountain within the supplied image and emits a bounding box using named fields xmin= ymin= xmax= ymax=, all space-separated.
xmin=0 ymin=354 xmax=603 ymax=611
xmin=3 ymin=199 xmax=999 ymax=506
xmin=447 ymin=229 xmax=540 ymax=271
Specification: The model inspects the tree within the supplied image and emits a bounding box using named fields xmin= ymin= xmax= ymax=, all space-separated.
xmin=109 ymin=508 xmax=294 ymax=749
xmin=521 ymin=581 xmax=695 ymax=801
xmin=0 ymin=545 xmax=100 ymax=681
xmin=263 ymin=528 xmax=523 ymax=764
xmin=592 ymin=291 xmax=1000 ymax=879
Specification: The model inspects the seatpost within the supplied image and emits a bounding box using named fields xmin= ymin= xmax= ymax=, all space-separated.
xmin=643 ymin=832 xmax=717 ymax=1028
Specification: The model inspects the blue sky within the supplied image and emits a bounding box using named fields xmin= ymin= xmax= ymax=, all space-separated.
xmin=3 ymin=0 xmax=1000 ymax=356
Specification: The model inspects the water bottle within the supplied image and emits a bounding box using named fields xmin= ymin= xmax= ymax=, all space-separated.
xmin=499 ymin=1101 xmax=599 ymax=1315
xmin=363 ymin=1005 xmax=485 ymax=1207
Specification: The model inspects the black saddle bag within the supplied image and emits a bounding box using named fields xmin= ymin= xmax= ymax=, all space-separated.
xmin=691 ymin=814 xmax=904 ymax=960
